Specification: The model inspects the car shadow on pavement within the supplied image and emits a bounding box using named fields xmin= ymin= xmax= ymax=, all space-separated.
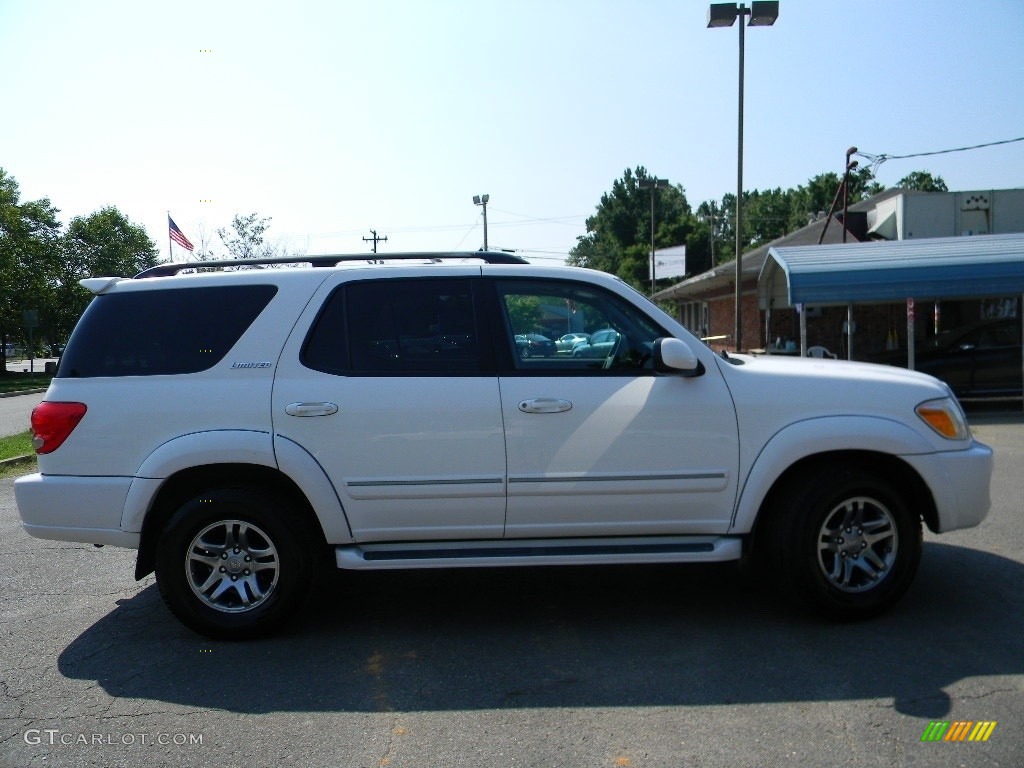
xmin=57 ymin=542 xmax=1023 ymax=718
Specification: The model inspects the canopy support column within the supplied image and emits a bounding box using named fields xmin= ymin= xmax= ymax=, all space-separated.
xmin=799 ymin=303 xmax=807 ymax=357
xmin=907 ymin=298 xmax=916 ymax=371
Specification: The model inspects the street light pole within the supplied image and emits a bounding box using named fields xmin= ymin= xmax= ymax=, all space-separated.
xmin=639 ymin=177 xmax=668 ymax=295
xmin=708 ymin=1 xmax=779 ymax=352
xmin=472 ymin=194 xmax=490 ymax=250
xmin=842 ymin=146 xmax=858 ymax=244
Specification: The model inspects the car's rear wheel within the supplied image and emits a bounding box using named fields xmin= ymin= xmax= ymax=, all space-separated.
xmin=155 ymin=488 xmax=316 ymax=639
xmin=767 ymin=468 xmax=922 ymax=619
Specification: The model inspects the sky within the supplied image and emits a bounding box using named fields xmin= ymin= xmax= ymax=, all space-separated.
xmin=2 ymin=0 xmax=1023 ymax=265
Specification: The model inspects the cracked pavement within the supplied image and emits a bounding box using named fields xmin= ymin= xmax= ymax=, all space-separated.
xmin=1 ymin=413 xmax=1022 ymax=767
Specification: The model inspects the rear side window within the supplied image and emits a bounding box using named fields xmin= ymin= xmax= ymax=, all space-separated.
xmin=58 ymin=285 xmax=277 ymax=377
xmin=303 ymin=278 xmax=484 ymax=374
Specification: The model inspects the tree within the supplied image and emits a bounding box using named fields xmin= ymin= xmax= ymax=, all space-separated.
xmin=191 ymin=222 xmax=219 ymax=261
xmin=896 ymin=170 xmax=948 ymax=192
xmin=569 ymin=167 xmax=695 ymax=290
xmin=780 ymin=168 xmax=881 ymax=235
xmin=64 ymin=207 xmax=158 ymax=277
xmin=743 ymin=187 xmax=792 ymax=247
xmin=217 ymin=213 xmax=277 ymax=260
xmin=0 ymin=168 xmax=62 ymax=366
xmin=56 ymin=207 xmax=159 ymax=344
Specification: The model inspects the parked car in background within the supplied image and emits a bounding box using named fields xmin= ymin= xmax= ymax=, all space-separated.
xmin=874 ymin=318 xmax=1022 ymax=399
xmin=515 ymin=332 xmax=556 ymax=358
xmin=555 ymin=332 xmax=590 ymax=353
xmin=571 ymin=328 xmax=621 ymax=358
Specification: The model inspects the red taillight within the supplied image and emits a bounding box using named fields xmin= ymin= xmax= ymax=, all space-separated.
xmin=30 ymin=402 xmax=87 ymax=454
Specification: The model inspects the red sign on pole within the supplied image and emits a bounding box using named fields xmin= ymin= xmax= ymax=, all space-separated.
xmin=907 ymin=297 xmax=915 ymax=322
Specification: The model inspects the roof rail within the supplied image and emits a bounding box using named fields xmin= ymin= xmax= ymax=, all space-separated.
xmin=133 ymin=250 xmax=529 ymax=279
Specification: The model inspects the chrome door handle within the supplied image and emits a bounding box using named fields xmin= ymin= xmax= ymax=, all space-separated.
xmin=285 ymin=402 xmax=339 ymax=417
xmin=518 ymin=398 xmax=572 ymax=414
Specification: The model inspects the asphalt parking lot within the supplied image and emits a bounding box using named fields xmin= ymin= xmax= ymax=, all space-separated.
xmin=0 ymin=412 xmax=1021 ymax=768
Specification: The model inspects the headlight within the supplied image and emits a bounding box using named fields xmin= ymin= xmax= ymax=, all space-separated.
xmin=916 ymin=397 xmax=970 ymax=441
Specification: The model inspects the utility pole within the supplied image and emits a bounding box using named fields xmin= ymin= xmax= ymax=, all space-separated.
xmin=363 ymin=229 xmax=388 ymax=254
xmin=638 ymin=178 xmax=668 ymax=295
xmin=704 ymin=201 xmax=718 ymax=269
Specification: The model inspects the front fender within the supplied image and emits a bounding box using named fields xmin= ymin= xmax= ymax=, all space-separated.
xmin=731 ymin=416 xmax=936 ymax=534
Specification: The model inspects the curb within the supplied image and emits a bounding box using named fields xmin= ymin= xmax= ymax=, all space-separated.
xmin=0 ymin=454 xmax=34 ymax=469
xmin=0 ymin=388 xmax=47 ymax=399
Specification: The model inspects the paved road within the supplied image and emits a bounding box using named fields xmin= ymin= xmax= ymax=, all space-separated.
xmin=0 ymin=357 xmax=57 ymax=438
xmin=0 ymin=392 xmax=41 ymax=439
xmin=0 ymin=416 xmax=1021 ymax=767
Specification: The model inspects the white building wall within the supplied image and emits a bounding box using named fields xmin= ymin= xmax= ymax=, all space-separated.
xmin=902 ymin=189 xmax=1024 ymax=239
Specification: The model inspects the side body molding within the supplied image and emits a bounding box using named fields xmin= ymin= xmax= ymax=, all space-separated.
xmin=730 ymin=416 xmax=938 ymax=534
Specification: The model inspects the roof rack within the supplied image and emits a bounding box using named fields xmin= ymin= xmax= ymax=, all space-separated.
xmin=134 ymin=250 xmax=529 ymax=279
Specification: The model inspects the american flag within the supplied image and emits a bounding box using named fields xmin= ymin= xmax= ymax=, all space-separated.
xmin=168 ymin=216 xmax=194 ymax=251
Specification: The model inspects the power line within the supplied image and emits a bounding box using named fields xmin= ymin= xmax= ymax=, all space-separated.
xmin=300 ymin=212 xmax=588 ymax=242
xmin=855 ymin=136 xmax=1024 ymax=173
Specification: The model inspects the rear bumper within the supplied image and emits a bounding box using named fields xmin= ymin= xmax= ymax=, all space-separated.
xmin=14 ymin=473 xmax=140 ymax=548
xmin=903 ymin=440 xmax=993 ymax=532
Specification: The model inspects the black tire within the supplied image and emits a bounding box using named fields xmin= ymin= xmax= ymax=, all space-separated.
xmin=766 ymin=468 xmax=922 ymax=620
xmin=155 ymin=487 xmax=317 ymax=639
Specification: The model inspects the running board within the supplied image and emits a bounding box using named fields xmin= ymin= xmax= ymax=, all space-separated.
xmin=335 ymin=536 xmax=742 ymax=570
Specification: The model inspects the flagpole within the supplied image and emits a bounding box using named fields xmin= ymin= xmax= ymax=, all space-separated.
xmin=167 ymin=211 xmax=174 ymax=263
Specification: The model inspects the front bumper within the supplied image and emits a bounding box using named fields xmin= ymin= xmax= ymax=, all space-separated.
xmin=903 ymin=439 xmax=994 ymax=533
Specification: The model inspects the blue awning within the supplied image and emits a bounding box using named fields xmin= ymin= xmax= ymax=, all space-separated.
xmin=759 ymin=233 xmax=1024 ymax=308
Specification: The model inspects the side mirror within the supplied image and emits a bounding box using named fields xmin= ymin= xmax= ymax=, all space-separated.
xmin=653 ymin=337 xmax=703 ymax=376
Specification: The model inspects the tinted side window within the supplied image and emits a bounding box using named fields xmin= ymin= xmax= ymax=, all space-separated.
xmin=496 ymin=279 xmax=667 ymax=373
xmin=304 ymin=278 xmax=483 ymax=375
xmin=58 ymin=285 xmax=277 ymax=378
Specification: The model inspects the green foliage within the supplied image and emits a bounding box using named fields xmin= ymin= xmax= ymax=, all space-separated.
xmin=569 ymin=167 xmax=695 ymax=291
xmin=694 ymin=167 xmax=887 ymax=265
xmin=54 ymin=207 xmax=158 ymax=344
xmin=64 ymin=207 xmax=158 ymax=277
xmin=896 ymin=171 xmax=948 ymax=192
xmin=1 ymin=169 xmax=158 ymax=358
xmin=504 ymin=295 xmax=544 ymax=334
xmin=0 ymin=430 xmax=34 ymax=461
xmin=0 ymin=169 xmax=61 ymax=363
xmin=578 ymin=164 xmax=942 ymax=278
xmin=0 ymin=374 xmax=52 ymax=393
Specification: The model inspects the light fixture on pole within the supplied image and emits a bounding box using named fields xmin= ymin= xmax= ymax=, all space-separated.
xmin=639 ymin=177 xmax=669 ymax=295
xmin=472 ymin=194 xmax=490 ymax=250
xmin=707 ymin=1 xmax=779 ymax=352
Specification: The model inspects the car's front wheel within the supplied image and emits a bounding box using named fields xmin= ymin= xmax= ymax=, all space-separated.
xmin=155 ymin=488 xmax=317 ymax=639
xmin=767 ymin=468 xmax=922 ymax=620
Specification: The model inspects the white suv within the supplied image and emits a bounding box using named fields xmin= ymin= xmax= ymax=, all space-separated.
xmin=15 ymin=252 xmax=993 ymax=638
